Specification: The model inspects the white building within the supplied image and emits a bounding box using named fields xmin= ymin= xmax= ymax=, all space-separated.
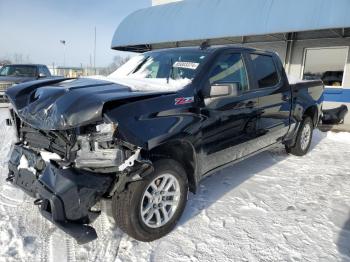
xmin=152 ymin=0 xmax=181 ymax=5
xmin=115 ymin=0 xmax=350 ymax=128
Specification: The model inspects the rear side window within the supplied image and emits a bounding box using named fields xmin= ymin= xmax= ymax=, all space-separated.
xmin=250 ymin=54 xmax=279 ymax=88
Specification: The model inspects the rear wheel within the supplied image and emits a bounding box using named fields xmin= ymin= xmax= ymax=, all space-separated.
xmin=286 ymin=116 xmax=313 ymax=156
xmin=112 ymin=159 xmax=188 ymax=242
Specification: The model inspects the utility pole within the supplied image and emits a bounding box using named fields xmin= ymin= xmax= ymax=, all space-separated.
xmin=94 ymin=27 xmax=97 ymax=74
xmin=89 ymin=54 xmax=92 ymax=76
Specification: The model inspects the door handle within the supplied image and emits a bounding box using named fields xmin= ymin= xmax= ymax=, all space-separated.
xmin=245 ymin=101 xmax=256 ymax=108
xmin=282 ymin=95 xmax=290 ymax=101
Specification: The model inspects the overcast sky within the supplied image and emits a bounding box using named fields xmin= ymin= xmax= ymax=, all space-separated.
xmin=0 ymin=0 xmax=150 ymax=67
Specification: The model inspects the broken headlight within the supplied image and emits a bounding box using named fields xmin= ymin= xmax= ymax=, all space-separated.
xmin=93 ymin=122 xmax=118 ymax=146
xmin=75 ymin=122 xmax=124 ymax=171
xmin=95 ymin=122 xmax=116 ymax=134
xmin=80 ymin=122 xmax=118 ymax=151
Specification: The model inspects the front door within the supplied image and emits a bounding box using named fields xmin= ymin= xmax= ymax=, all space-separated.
xmin=198 ymin=52 xmax=261 ymax=175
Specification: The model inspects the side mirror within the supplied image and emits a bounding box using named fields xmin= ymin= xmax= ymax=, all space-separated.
xmin=209 ymin=83 xmax=239 ymax=98
xmin=38 ymin=73 xmax=46 ymax=78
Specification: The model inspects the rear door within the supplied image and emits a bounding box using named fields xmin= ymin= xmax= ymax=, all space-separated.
xmin=247 ymin=52 xmax=291 ymax=145
xmin=199 ymin=51 xmax=261 ymax=174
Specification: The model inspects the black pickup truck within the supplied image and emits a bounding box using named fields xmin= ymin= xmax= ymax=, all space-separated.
xmin=5 ymin=46 xmax=323 ymax=244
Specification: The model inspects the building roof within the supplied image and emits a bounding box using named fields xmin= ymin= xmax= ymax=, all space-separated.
xmin=111 ymin=0 xmax=350 ymax=52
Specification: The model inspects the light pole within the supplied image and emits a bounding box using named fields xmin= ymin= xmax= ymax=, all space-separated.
xmin=60 ymin=40 xmax=66 ymax=67
xmin=93 ymin=27 xmax=96 ymax=74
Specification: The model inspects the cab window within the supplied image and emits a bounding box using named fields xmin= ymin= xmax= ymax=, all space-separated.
xmin=250 ymin=54 xmax=279 ymax=88
xmin=39 ymin=66 xmax=47 ymax=76
xmin=43 ymin=66 xmax=51 ymax=76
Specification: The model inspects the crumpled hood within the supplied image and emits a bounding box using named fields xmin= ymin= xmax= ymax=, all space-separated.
xmin=6 ymin=77 xmax=172 ymax=130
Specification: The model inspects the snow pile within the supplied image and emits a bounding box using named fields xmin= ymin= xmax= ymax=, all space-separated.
xmin=0 ymin=108 xmax=350 ymax=261
xmin=0 ymin=110 xmax=16 ymax=167
xmin=87 ymin=53 xmax=193 ymax=92
xmin=86 ymin=75 xmax=191 ymax=92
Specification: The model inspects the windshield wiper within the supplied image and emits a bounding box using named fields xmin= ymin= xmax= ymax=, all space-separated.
xmin=167 ymin=58 xmax=174 ymax=84
xmin=129 ymin=57 xmax=150 ymax=75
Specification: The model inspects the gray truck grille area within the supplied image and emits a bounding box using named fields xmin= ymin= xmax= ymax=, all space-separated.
xmin=0 ymin=96 xmax=8 ymax=103
xmin=0 ymin=82 xmax=14 ymax=92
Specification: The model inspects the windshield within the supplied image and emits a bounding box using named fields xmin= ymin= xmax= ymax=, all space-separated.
xmin=110 ymin=50 xmax=208 ymax=81
xmin=0 ymin=65 xmax=37 ymax=77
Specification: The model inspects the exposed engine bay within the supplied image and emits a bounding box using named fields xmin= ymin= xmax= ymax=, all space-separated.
xmin=10 ymin=107 xmax=150 ymax=172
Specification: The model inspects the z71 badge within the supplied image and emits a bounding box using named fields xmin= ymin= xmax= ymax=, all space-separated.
xmin=175 ymin=97 xmax=194 ymax=105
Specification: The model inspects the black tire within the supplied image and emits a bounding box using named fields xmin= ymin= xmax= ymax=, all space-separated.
xmin=112 ymin=159 xmax=188 ymax=242
xmin=286 ymin=116 xmax=314 ymax=156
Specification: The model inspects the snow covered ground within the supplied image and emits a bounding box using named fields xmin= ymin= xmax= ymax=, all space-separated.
xmin=0 ymin=107 xmax=350 ymax=262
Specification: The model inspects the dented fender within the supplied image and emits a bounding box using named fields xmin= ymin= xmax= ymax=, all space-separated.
xmin=104 ymin=93 xmax=203 ymax=150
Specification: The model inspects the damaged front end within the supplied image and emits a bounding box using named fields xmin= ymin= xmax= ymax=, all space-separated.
xmin=6 ymin=112 xmax=153 ymax=244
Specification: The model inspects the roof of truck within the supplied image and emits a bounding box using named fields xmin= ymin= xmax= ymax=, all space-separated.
xmin=111 ymin=0 xmax=350 ymax=52
xmin=145 ymin=45 xmax=259 ymax=53
xmin=4 ymin=64 xmax=47 ymax=67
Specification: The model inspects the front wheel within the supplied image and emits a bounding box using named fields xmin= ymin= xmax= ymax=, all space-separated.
xmin=112 ymin=159 xmax=188 ymax=242
xmin=286 ymin=116 xmax=314 ymax=156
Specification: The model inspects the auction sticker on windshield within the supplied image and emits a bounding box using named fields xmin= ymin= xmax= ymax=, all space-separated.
xmin=173 ymin=62 xmax=199 ymax=70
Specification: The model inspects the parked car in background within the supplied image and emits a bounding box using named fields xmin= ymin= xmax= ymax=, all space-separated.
xmin=5 ymin=46 xmax=324 ymax=244
xmin=0 ymin=64 xmax=52 ymax=104
xmin=321 ymin=71 xmax=343 ymax=87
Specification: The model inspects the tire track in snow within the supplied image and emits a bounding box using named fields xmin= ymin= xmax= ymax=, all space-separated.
xmin=64 ymin=237 xmax=76 ymax=262
xmin=48 ymin=231 xmax=71 ymax=262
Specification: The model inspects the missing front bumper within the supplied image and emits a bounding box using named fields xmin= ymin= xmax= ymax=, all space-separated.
xmin=7 ymin=145 xmax=114 ymax=244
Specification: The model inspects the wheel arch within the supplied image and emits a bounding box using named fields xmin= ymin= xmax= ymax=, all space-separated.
xmin=148 ymin=139 xmax=198 ymax=193
xmin=303 ymin=105 xmax=319 ymax=127
xmin=285 ymin=104 xmax=318 ymax=148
